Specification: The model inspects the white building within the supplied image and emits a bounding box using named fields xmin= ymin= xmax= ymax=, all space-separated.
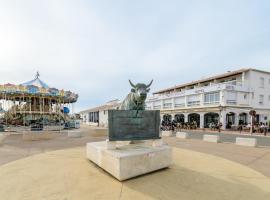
xmin=145 ymin=68 xmax=270 ymax=130
xmin=79 ymin=99 xmax=120 ymax=127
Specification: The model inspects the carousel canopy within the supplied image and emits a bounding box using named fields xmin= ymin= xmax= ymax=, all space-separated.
xmin=0 ymin=72 xmax=78 ymax=103
xmin=21 ymin=72 xmax=49 ymax=89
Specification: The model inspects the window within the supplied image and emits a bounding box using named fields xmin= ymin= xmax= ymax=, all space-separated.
xmin=174 ymin=97 xmax=185 ymax=107
xmin=260 ymin=77 xmax=264 ymax=88
xmin=269 ymin=95 xmax=270 ymax=101
xmin=259 ymin=95 xmax=264 ymax=105
xmin=204 ymin=92 xmax=220 ymax=104
xmin=244 ymin=94 xmax=247 ymax=99
xmin=226 ymin=91 xmax=237 ymax=104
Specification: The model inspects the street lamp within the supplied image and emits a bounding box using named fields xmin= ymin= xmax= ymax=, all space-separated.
xmin=218 ymin=104 xmax=223 ymax=133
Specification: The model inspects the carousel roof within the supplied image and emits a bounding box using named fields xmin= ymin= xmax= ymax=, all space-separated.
xmin=0 ymin=72 xmax=79 ymax=103
xmin=21 ymin=72 xmax=49 ymax=89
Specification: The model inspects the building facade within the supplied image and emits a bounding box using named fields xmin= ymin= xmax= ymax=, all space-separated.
xmin=79 ymin=99 xmax=120 ymax=127
xmin=145 ymin=68 xmax=270 ymax=130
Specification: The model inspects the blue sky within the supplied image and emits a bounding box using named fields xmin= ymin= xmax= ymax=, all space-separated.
xmin=0 ymin=0 xmax=270 ymax=111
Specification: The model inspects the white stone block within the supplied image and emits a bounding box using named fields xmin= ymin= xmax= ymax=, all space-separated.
xmin=68 ymin=130 xmax=82 ymax=138
xmin=203 ymin=134 xmax=221 ymax=143
xmin=106 ymin=139 xmax=117 ymax=150
xmin=236 ymin=137 xmax=257 ymax=147
xmin=86 ymin=141 xmax=172 ymax=181
xmin=176 ymin=132 xmax=189 ymax=139
xmin=162 ymin=131 xmax=173 ymax=137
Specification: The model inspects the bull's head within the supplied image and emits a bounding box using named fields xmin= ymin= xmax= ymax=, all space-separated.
xmin=129 ymin=80 xmax=153 ymax=102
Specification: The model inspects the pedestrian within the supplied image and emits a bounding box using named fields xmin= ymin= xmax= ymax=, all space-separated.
xmin=238 ymin=124 xmax=243 ymax=134
xmin=263 ymin=123 xmax=267 ymax=136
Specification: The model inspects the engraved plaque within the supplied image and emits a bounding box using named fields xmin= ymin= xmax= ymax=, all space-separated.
xmin=108 ymin=110 xmax=160 ymax=141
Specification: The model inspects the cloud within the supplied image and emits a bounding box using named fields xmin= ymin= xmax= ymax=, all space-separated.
xmin=0 ymin=0 xmax=270 ymax=111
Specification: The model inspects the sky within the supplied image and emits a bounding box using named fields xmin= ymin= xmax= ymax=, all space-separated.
xmin=0 ymin=0 xmax=270 ymax=112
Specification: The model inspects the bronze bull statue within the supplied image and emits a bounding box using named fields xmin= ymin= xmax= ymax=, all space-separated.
xmin=120 ymin=80 xmax=153 ymax=110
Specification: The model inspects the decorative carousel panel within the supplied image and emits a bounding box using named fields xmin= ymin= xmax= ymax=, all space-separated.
xmin=40 ymin=88 xmax=48 ymax=95
xmin=64 ymin=91 xmax=72 ymax=98
xmin=48 ymin=88 xmax=59 ymax=96
xmin=59 ymin=90 xmax=65 ymax=96
xmin=0 ymin=85 xmax=4 ymax=92
xmin=18 ymin=85 xmax=27 ymax=92
xmin=3 ymin=84 xmax=17 ymax=93
xmin=27 ymin=85 xmax=39 ymax=94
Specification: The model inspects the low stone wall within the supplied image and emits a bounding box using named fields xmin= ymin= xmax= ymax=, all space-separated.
xmin=203 ymin=134 xmax=221 ymax=143
xmin=236 ymin=137 xmax=257 ymax=147
xmin=176 ymin=132 xmax=189 ymax=139
xmin=22 ymin=131 xmax=58 ymax=141
xmin=161 ymin=131 xmax=173 ymax=137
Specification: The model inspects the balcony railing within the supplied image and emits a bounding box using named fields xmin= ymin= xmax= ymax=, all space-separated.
xmin=174 ymin=103 xmax=185 ymax=108
xmin=187 ymin=101 xmax=200 ymax=107
xmin=204 ymin=101 xmax=220 ymax=105
xmin=148 ymin=81 xmax=249 ymax=101
xmin=226 ymin=100 xmax=237 ymax=105
xmin=153 ymin=105 xmax=161 ymax=109
xmin=163 ymin=103 xmax=172 ymax=109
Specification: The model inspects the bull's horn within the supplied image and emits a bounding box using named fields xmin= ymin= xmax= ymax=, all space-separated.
xmin=129 ymin=80 xmax=136 ymax=88
xmin=146 ymin=80 xmax=153 ymax=88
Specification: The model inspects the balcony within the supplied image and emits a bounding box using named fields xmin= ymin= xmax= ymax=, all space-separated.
xmin=147 ymin=81 xmax=249 ymax=102
xmin=163 ymin=103 xmax=172 ymax=109
xmin=153 ymin=105 xmax=161 ymax=109
xmin=187 ymin=101 xmax=200 ymax=107
xmin=174 ymin=103 xmax=185 ymax=108
xmin=226 ymin=100 xmax=237 ymax=105
xmin=204 ymin=101 xmax=220 ymax=105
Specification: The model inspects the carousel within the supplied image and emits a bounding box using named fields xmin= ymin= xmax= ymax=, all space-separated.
xmin=0 ymin=72 xmax=78 ymax=131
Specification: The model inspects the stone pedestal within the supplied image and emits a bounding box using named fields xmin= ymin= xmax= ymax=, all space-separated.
xmin=86 ymin=141 xmax=172 ymax=181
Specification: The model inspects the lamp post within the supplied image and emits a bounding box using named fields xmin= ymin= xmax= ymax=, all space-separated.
xmin=218 ymin=104 xmax=223 ymax=133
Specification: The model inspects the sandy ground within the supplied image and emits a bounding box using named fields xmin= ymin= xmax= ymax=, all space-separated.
xmin=1 ymin=125 xmax=270 ymax=177
xmin=0 ymin=146 xmax=270 ymax=200
xmin=1 ymin=125 xmax=270 ymax=199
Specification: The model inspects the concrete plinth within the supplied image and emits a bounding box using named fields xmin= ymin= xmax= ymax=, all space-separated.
xmin=162 ymin=131 xmax=173 ymax=137
xmin=86 ymin=141 xmax=172 ymax=181
xmin=236 ymin=137 xmax=257 ymax=147
xmin=203 ymin=134 xmax=221 ymax=143
xmin=68 ymin=130 xmax=82 ymax=138
xmin=176 ymin=132 xmax=189 ymax=139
